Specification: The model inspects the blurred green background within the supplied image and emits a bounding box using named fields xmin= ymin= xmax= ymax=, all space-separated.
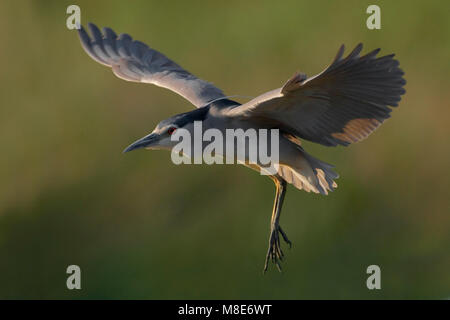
xmin=0 ymin=0 xmax=449 ymax=299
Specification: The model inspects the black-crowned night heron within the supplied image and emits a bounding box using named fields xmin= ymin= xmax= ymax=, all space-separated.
xmin=77 ymin=23 xmax=405 ymax=272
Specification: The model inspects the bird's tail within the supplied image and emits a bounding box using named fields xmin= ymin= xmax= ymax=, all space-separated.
xmin=278 ymin=147 xmax=338 ymax=195
xmin=303 ymin=151 xmax=339 ymax=195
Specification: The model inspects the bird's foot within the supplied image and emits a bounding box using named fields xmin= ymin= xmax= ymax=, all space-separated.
xmin=263 ymin=225 xmax=292 ymax=273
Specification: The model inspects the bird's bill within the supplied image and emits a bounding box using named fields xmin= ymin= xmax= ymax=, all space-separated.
xmin=123 ymin=133 xmax=159 ymax=153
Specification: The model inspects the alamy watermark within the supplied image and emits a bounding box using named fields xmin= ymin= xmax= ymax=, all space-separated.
xmin=366 ymin=5 xmax=381 ymax=30
xmin=169 ymin=121 xmax=280 ymax=176
xmin=366 ymin=265 xmax=381 ymax=290
xmin=66 ymin=5 xmax=81 ymax=30
xmin=66 ymin=265 xmax=81 ymax=290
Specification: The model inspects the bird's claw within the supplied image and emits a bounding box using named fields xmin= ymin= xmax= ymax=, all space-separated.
xmin=279 ymin=226 xmax=292 ymax=249
xmin=263 ymin=225 xmax=292 ymax=273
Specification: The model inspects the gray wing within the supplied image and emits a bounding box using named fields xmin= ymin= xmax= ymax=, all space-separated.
xmin=225 ymin=44 xmax=406 ymax=146
xmin=78 ymin=23 xmax=226 ymax=108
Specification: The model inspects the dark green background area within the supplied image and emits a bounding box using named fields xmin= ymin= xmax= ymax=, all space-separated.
xmin=0 ymin=0 xmax=449 ymax=299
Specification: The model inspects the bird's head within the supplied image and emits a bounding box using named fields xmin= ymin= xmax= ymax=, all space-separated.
xmin=123 ymin=106 xmax=209 ymax=153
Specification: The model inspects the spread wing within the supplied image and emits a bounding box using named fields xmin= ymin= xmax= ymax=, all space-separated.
xmin=225 ymin=44 xmax=406 ymax=146
xmin=77 ymin=23 xmax=226 ymax=108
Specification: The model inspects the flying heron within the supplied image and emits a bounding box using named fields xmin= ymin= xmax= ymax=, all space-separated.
xmin=77 ymin=23 xmax=406 ymax=272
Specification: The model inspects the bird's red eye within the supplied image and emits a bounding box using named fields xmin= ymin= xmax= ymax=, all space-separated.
xmin=168 ymin=127 xmax=177 ymax=135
